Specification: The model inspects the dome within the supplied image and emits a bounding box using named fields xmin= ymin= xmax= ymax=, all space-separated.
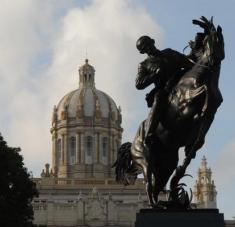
xmin=56 ymin=88 xmax=120 ymax=121
xmin=54 ymin=59 xmax=121 ymax=122
xmin=51 ymin=59 xmax=122 ymax=179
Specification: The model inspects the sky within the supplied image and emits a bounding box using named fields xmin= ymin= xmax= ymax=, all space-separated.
xmin=0 ymin=0 xmax=235 ymax=219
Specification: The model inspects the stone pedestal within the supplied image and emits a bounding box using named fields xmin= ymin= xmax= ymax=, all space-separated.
xmin=135 ymin=209 xmax=225 ymax=227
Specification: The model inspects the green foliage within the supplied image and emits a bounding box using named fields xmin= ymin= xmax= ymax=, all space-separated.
xmin=0 ymin=134 xmax=38 ymax=227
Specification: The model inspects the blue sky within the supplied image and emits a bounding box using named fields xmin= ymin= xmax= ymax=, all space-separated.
xmin=0 ymin=0 xmax=234 ymax=219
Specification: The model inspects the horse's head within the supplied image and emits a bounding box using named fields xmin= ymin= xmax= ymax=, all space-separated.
xmin=204 ymin=25 xmax=225 ymax=66
xmin=192 ymin=17 xmax=225 ymax=67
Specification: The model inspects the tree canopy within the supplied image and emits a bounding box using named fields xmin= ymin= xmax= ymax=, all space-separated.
xmin=0 ymin=134 xmax=38 ymax=227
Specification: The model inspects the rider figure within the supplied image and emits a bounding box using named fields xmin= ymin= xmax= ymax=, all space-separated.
xmin=136 ymin=36 xmax=193 ymax=146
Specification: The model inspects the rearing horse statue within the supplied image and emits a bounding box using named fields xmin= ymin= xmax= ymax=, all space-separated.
xmin=113 ymin=17 xmax=224 ymax=209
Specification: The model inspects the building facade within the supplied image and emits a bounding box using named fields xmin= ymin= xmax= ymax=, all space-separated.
xmin=33 ymin=60 xmax=150 ymax=227
xmin=33 ymin=172 xmax=148 ymax=227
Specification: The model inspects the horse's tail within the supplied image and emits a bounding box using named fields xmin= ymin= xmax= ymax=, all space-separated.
xmin=112 ymin=142 xmax=138 ymax=186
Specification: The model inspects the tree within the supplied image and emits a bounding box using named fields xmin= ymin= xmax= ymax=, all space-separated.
xmin=0 ymin=134 xmax=38 ymax=227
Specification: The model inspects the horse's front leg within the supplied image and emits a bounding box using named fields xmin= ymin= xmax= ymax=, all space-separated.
xmin=143 ymin=165 xmax=154 ymax=207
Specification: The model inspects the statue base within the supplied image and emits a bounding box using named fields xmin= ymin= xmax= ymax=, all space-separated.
xmin=135 ymin=209 xmax=225 ymax=227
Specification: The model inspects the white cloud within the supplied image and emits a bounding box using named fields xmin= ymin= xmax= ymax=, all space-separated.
xmin=0 ymin=0 xmax=70 ymax=175
xmin=0 ymin=0 xmax=164 ymax=176
xmin=47 ymin=0 xmax=164 ymax=141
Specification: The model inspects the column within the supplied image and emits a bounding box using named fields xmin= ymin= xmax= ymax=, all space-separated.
xmin=81 ymin=134 xmax=85 ymax=163
xmin=64 ymin=133 xmax=68 ymax=165
xmin=76 ymin=132 xmax=80 ymax=163
xmin=108 ymin=133 xmax=111 ymax=167
xmin=114 ymin=137 xmax=120 ymax=162
xmin=97 ymin=132 xmax=100 ymax=163
xmin=94 ymin=132 xmax=99 ymax=163
xmin=47 ymin=200 xmax=55 ymax=226
xmin=111 ymin=134 xmax=114 ymax=164
xmin=79 ymin=133 xmax=82 ymax=163
xmin=52 ymin=133 xmax=57 ymax=173
xmin=62 ymin=134 xmax=65 ymax=164
xmin=77 ymin=200 xmax=84 ymax=225
xmin=109 ymin=134 xmax=114 ymax=165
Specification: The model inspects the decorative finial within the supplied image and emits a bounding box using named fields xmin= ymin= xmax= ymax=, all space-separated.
xmin=78 ymin=190 xmax=83 ymax=200
xmin=108 ymin=192 xmax=113 ymax=200
xmin=41 ymin=169 xmax=45 ymax=177
xmin=45 ymin=163 xmax=50 ymax=177
xmin=201 ymin=155 xmax=207 ymax=168
xmin=78 ymin=59 xmax=95 ymax=88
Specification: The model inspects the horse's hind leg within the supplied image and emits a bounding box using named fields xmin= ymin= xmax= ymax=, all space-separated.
xmin=152 ymin=170 xmax=161 ymax=205
xmin=142 ymin=165 xmax=154 ymax=207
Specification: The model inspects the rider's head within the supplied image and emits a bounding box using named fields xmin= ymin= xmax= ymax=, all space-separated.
xmin=136 ymin=36 xmax=156 ymax=54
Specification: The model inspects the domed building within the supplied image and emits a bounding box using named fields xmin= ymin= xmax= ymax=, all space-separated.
xmin=51 ymin=59 xmax=122 ymax=179
xmin=33 ymin=60 xmax=148 ymax=227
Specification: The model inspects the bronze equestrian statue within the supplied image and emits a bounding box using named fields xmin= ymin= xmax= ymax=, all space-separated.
xmin=113 ymin=17 xmax=224 ymax=209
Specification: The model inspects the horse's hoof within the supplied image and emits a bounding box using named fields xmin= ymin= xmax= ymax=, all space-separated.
xmin=148 ymin=202 xmax=155 ymax=208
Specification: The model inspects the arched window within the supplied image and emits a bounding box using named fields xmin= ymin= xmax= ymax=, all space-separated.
xmin=87 ymin=136 xmax=93 ymax=156
xmin=102 ymin=137 xmax=108 ymax=157
xmin=69 ymin=137 xmax=76 ymax=165
xmin=57 ymin=139 xmax=62 ymax=162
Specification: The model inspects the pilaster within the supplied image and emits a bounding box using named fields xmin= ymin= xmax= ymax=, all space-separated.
xmin=52 ymin=132 xmax=57 ymax=174
xmin=76 ymin=132 xmax=80 ymax=164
